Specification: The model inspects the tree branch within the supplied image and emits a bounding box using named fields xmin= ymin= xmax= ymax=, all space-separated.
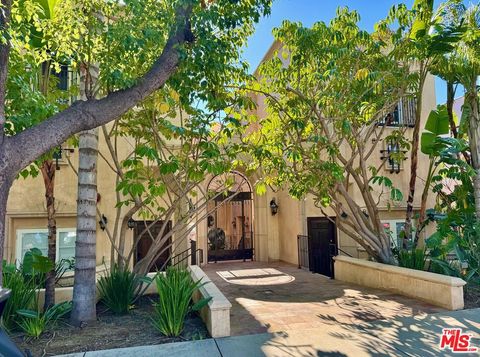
xmin=5 ymin=3 xmax=194 ymax=177
xmin=0 ymin=0 xmax=12 ymax=144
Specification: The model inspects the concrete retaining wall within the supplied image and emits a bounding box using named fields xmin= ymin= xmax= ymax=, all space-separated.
xmin=189 ymin=265 xmax=232 ymax=338
xmin=334 ymin=256 xmax=466 ymax=310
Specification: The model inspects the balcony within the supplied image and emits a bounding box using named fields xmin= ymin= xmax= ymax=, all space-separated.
xmin=378 ymin=98 xmax=416 ymax=127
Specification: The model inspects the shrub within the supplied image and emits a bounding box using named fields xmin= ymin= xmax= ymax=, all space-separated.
xmin=1 ymin=269 xmax=36 ymax=332
xmin=17 ymin=301 xmax=72 ymax=338
xmin=98 ymin=265 xmax=143 ymax=314
xmin=2 ymin=250 xmax=71 ymax=333
xmin=397 ymin=248 xmax=427 ymax=271
xmin=152 ymin=267 xmax=211 ymax=337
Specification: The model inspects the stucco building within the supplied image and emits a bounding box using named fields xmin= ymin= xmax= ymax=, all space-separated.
xmin=4 ymin=41 xmax=438 ymax=277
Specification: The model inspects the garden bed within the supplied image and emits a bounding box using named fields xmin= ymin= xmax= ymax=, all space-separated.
xmin=12 ymin=294 xmax=209 ymax=357
xmin=465 ymin=285 xmax=480 ymax=309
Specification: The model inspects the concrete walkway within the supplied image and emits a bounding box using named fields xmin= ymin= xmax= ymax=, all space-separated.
xmin=57 ymin=308 xmax=480 ymax=357
xmin=203 ymin=261 xmax=444 ymax=335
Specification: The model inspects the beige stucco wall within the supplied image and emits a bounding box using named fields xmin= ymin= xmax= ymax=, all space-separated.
xmin=6 ymin=107 xmax=193 ymax=265
xmin=334 ymin=256 xmax=466 ymax=310
xmin=5 ymin=125 xmax=135 ymax=265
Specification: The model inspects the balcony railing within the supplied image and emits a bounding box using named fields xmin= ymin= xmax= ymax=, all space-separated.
xmin=378 ymin=98 xmax=416 ymax=127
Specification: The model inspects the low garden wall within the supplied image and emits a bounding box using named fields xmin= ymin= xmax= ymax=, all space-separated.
xmin=189 ymin=265 xmax=232 ymax=338
xmin=333 ymin=256 xmax=466 ymax=310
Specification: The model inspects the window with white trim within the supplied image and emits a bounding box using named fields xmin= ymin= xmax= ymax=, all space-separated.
xmin=382 ymin=220 xmax=415 ymax=249
xmin=16 ymin=228 xmax=76 ymax=264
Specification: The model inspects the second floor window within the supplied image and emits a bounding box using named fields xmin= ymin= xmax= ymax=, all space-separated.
xmin=380 ymin=139 xmax=404 ymax=173
xmin=55 ymin=65 xmax=70 ymax=91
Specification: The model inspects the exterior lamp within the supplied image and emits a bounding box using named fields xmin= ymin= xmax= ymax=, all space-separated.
xmin=270 ymin=199 xmax=279 ymax=216
xmin=461 ymin=261 xmax=469 ymax=276
xmin=99 ymin=214 xmax=108 ymax=231
xmin=127 ymin=217 xmax=136 ymax=229
xmin=53 ymin=146 xmax=75 ymax=170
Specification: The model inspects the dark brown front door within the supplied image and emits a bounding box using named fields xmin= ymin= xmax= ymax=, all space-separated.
xmin=134 ymin=221 xmax=171 ymax=272
xmin=307 ymin=217 xmax=337 ymax=277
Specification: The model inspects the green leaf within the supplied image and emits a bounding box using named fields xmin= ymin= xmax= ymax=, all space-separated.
xmin=255 ymin=182 xmax=267 ymax=195
xmin=425 ymin=105 xmax=449 ymax=136
xmin=16 ymin=309 xmax=40 ymax=319
xmin=191 ymin=297 xmax=212 ymax=312
xmin=410 ymin=19 xmax=427 ymax=40
xmin=420 ymin=132 xmax=436 ymax=155
xmin=390 ymin=188 xmax=403 ymax=201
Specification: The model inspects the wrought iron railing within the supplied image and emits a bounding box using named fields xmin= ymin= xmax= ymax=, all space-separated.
xmin=297 ymin=235 xmax=309 ymax=270
xmin=328 ymin=244 xmax=353 ymax=279
xmin=378 ymin=98 xmax=416 ymax=127
xmin=164 ymin=240 xmax=203 ymax=269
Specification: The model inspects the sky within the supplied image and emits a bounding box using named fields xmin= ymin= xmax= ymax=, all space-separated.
xmin=241 ymin=0 xmax=457 ymax=105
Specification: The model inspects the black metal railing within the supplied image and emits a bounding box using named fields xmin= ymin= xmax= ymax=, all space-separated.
xmin=329 ymin=243 xmax=353 ymax=279
xmin=378 ymin=98 xmax=416 ymax=127
xmin=297 ymin=235 xmax=309 ymax=269
xmin=329 ymin=244 xmax=353 ymax=258
xmin=166 ymin=240 xmax=203 ymax=269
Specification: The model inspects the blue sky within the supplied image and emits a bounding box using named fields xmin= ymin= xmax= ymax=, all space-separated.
xmin=242 ymin=0 xmax=456 ymax=105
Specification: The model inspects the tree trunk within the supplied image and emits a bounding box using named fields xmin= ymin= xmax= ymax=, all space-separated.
xmin=0 ymin=171 xmax=12 ymax=286
xmin=404 ymin=72 xmax=426 ymax=245
xmin=0 ymin=0 xmax=12 ymax=142
xmin=71 ymin=128 xmax=99 ymax=325
xmin=466 ymin=85 xmax=480 ymax=219
xmin=40 ymin=160 xmax=56 ymax=310
xmin=446 ymin=81 xmax=458 ymax=138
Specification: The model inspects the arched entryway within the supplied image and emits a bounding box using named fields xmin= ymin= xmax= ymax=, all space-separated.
xmin=206 ymin=171 xmax=254 ymax=262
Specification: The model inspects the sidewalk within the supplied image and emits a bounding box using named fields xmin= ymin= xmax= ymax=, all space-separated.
xmin=57 ymin=308 xmax=480 ymax=357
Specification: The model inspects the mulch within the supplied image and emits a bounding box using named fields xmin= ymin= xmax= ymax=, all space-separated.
xmin=12 ymin=294 xmax=209 ymax=357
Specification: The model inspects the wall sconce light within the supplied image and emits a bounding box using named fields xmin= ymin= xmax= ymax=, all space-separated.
xmin=270 ymin=198 xmax=279 ymax=216
xmin=53 ymin=146 xmax=75 ymax=170
xmin=99 ymin=214 xmax=108 ymax=231
xmin=127 ymin=217 xmax=136 ymax=230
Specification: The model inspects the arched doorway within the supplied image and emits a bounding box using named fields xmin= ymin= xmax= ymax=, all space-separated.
xmin=206 ymin=171 xmax=254 ymax=262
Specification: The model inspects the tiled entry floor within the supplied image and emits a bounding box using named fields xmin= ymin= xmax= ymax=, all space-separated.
xmin=203 ymin=261 xmax=445 ymax=336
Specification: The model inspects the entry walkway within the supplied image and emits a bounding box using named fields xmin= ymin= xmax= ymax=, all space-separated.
xmin=57 ymin=308 xmax=480 ymax=356
xmin=202 ymin=261 xmax=444 ymax=336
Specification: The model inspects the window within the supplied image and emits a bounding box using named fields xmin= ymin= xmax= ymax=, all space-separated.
xmin=16 ymin=228 xmax=77 ymax=264
xmin=382 ymin=220 xmax=414 ymax=249
xmin=380 ymin=139 xmax=405 ymax=174
xmin=53 ymin=64 xmax=78 ymax=105
xmin=17 ymin=230 xmax=48 ymax=259
xmin=58 ymin=230 xmax=76 ymax=261
xmin=55 ymin=65 xmax=69 ymax=91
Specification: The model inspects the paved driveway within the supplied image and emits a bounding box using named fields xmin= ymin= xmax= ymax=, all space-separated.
xmin=203 ymin=261 xmax=444 ymax=336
